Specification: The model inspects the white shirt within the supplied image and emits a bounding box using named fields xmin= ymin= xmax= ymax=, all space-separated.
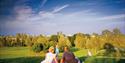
xmin=41 ymin=52 xmax=56 ymax=63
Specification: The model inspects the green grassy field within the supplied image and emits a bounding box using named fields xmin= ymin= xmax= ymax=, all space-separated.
xmin=0 ymin=47 xmax=45 ymax=63
xmin=0 ymin=47 xmax=85 ymax=59
xmin=0 ymin=47 xmax=87 ymax=63
xmin=0 ymin=47 xmax=30 ymax=59
xmin=0 ymin=47 xmax=124 ymax=63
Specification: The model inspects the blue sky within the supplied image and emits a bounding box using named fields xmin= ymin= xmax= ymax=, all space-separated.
xmin=0 ymin=0 xmax=125 ymax=35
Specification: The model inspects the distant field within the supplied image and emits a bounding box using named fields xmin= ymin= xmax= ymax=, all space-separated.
xmin=0 ymin=47 xmax=33 ymax=59
xmin=0 ymin=47 xmax=87 ymax=59
xmin=0 ymin=47 xmax=48 ymax=59
xmin=0 ymin=47 xmax=45 ymax=63
xmin=0 ymin=47 xmax=87 ymax=63
xmin=0 ymin=47 xmax=125 ymax=63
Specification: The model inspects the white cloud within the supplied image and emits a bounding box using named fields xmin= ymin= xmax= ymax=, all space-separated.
xmin=52 ymin=4 xmax=69 ymax=13
xmin=14 ymin=6 xmax=34 ymax=20
xmin=40 ymin=0 xmax=48 ymax=8
xmin=3 ymin=5 xmax=125 ymax=35
xmin=96 ymin=14 xmax=125 ymax=21
xmin=38 ymin=11 xmax=55 ymax=19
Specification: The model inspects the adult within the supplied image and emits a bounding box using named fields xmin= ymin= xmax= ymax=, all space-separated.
xmin=41 ymin=46 xmax=58 ymax=63
xmin=60 ymin=46 xmax=79 ymax=63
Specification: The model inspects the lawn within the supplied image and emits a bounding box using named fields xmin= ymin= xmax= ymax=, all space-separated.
xmin=0 ymin=47 xmax=45 ymax=63
xmin=0 ymin=47 xmax=125 ymax=63
xmin=0 ymin=47 xmax=30 ymax=59
xmin=0 ymin=47 xmax=87 ymax=63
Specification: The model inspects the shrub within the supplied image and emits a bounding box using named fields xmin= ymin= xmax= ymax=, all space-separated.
xmin=32 ymin=43 xmax=43 ymax=53
xmin=84 ymin=56 xmax=117 ymax=63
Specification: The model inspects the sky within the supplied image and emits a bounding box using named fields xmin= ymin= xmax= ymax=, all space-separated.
xmin=0 ymin=0 xmax=125 ymax=35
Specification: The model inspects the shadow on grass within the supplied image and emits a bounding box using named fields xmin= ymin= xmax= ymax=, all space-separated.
xmin=0 ymin=56 xmax=125 ymax=63
xmin=0 ymin=56 xmax=44 ymax=63
xmin=78 ymin=56 xmax=88 ymax=63
xmin=70 ymin=47 xmax=79 ymax=52
xmin=79 ymin=56 xmax=125 ymax=63
xmin=117 ymin=59 xmax=125 ymax=63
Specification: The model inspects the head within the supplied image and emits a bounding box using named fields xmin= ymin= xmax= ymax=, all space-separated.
xmin=48 ymin=46 xmax=54 ymax=53
xmin=64 ymin=46 xmax=69 ymax=52
xmin=56 ymin=44 xmax=58 ymax=48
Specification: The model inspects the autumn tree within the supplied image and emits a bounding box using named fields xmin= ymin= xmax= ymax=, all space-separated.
xmin=74 ymin=33 xmax=86 ymax=49
xmin=57 ymin=32 xmax=71 ymax=50
xmin=67 ymin=35 xmax=75 ymax=46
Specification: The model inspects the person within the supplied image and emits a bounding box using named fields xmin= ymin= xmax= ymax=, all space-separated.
xmin=60 ymin=46 xmax=80 ymax=63
xmin=55 ymin=44 xmax=59 ymax=56
xmin=87 ymin=49 xmax=92 ymax=56
xmin=41 ymin=46 xmax=58 ymax=63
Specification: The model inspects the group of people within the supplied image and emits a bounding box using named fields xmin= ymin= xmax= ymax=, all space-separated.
xmin=41 ymin=45 xmax=80 ymax=63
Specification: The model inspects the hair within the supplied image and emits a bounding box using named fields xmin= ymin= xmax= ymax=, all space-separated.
xmin=64 ymin=46 xmax=70 ymax=52
xmin=49 ymin=46 xmax=54 ymax=53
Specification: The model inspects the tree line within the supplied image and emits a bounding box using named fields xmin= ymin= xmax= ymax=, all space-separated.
xmin=0 ymin=28 xmax=125 ymax=51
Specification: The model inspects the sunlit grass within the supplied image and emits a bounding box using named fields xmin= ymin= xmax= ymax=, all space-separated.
xmin=0 ymin=47 xmax=36 ymax=59
xmin=74 ymin=49 xmax=87 ymax=57
xmin=0 ymin=47 xmax=125 ymax=63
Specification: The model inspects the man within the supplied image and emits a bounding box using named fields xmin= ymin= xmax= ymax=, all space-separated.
xmin=60 ymin=46 xmax=79 ymax=63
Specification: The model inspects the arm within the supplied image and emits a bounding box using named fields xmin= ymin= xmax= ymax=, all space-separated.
xmin=60 ymin=53 xmax=65 ymax=63
xmin=71 ymin=52 xmax=75 ymax=59
xmin=54 ymin=57 xmax=58 ymax=63
xmin=60 ymin=59 xmax=64 ymax=63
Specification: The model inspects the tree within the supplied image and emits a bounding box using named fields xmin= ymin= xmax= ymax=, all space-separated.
xmin=58 ymin=32 xmax=71 ymax=50
xmin=49 ymin=35 xmax=58 ymax=42
xmin=25 ymin=37 xmax=33 ymax=47
xmin=48 ymin=41 xmax=57 ymax=47
xmin=0 ymin=36 xmax=4 ymax=47
xmin=67 ymin=36 xmax=75 ymax=46
xmin=113 ymin=28 xmax=121 ymax=35
xmin=32 ymin=43 xmax=43 ymax=53
xmin=36 ymin=35 xmax=49 ymax=50
xmin=74 ymin=33 xmax=86 ymax=49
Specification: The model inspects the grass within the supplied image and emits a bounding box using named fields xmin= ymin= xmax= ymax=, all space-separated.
xmin=0 ymin=57 xmax=43 ymax=63
xmin=0 ymin=47 xmax=87 ymax=63
xmin=0 ymin=47 xmax=125 ymax=63
xmin=0 ymin=47 xmax=45 ymax=63
xmin=0 ymin=47 xmax=46 ymax=59
xmin=0 ymin=47 xmax=31 ymax=59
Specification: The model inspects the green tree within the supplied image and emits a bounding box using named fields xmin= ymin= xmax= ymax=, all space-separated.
xmin=74 ymin=33 xmax=86 ymax=49
xmin=49 ymin=35 xmax=58 ymax=42
xmin=58 ymin=32 xmax=71 ymax=50
xmin=36 ymin=35 xmax=49 ymax=50
xmin=32 ymin=43 xmax=43 ymax=53
xmin=0 ymin=36 xmax=4 ymax=47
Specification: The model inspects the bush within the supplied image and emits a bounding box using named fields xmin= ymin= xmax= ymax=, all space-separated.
xmin=32 ymin=43 xmax=43 ymax=53
xmin=70 ymin=47 xmax=79 ymax=52
xmin=84 ymin=56 xmax=96 ymax=63
xmin=84 ymin=56 xmax=117 ymax=63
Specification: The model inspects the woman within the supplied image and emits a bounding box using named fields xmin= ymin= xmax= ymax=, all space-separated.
xmin=60 ymin=46 xmax=79 ymax=63
xmin=41 ymin=46 xmax=58 ymax=63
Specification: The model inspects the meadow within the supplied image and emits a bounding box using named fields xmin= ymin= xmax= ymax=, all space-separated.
xmin=0 ymin=47 xmax=89 ymax=63
xmin=0 ymin=47 xmax=44 ymax=63
xmin=0 ymin=47 xmax=125 ymax=63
